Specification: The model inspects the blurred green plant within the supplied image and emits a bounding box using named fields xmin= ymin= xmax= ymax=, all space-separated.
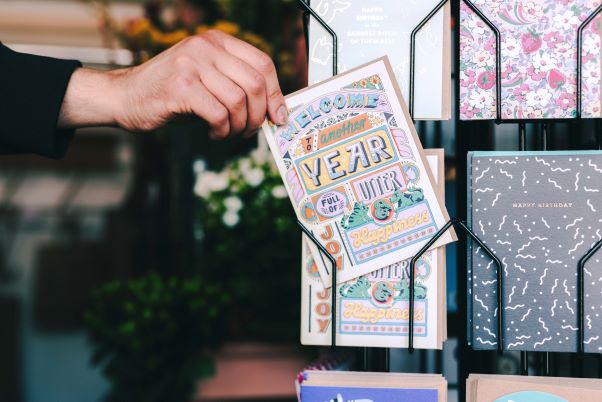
xmin=194 ymin=149 xmax=301 ymax=340
xmin=85 ymin=272 xmax=229 ymax=402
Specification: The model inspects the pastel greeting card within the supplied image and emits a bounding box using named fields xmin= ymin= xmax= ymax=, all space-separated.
xmin=460 ymin=0 xmax=602 ymax=120
xmin=301 ymin=151 xmax=446 ymax=349
xmin=300 ymin=371 xmax=447 ymax=402
xmin=467 ymin=151 xmax=602 ymax=353
xmin=308 ymin=0 xmax=451 ymax=120
xmin=262 ymin=57 xmax=454 ymax=286
xmin=467 ymin=374 xmax=602 ymax=402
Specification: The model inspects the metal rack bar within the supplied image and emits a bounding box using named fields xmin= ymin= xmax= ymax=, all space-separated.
xmin=297 ymin=0 xmax=337 ymax=77
xmin=578 ymin=238 xmax=602 ymax=354
xmin=577 ymin=4 xmax=602 ymax=118
xmin=297 ymin=221 xmax=338 ymax=348
xmin=409 ymin=0 xmax=449 ymax=117
xmin=410 ymin=218 xmax=503 ymax=353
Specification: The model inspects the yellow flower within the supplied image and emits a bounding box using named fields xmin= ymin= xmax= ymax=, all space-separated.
xmin=126 ymin=18 xmax=151 ymax=38
xmin=359 ymin=79 xmax=368 ymax=87
xmin=212 ymin=20 xmax=241 ymax=36
xmin=370 ymin=75 xmax=380 ymax=85
xmin=195 ymin=25 xmax=210 ymax=36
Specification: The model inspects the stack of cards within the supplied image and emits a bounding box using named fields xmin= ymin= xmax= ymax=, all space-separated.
xmin=467 ymin=374 xmax=602 ymax=401
xmin=308 ymin=0 xmax=451 ymax=120
xmin=459 ymin=0 xmax=602 ymax=120
xmin=262 ymin=57 xmax=454 ymax=350
xmin=299 ymin=370 xmax=447 ymax=402
xmin=467 ymin=151 xmax=602 ymax=352
xmin=301 ymin=149 xmax=447 ymax=349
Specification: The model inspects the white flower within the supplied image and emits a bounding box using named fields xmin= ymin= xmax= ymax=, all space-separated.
xmin=271 ymin=185 xmax=288 ymax=199
xmin=553 ymin=10 xmax=580 ymax=30
xmin=243 ymin=168 xmax=265 ymax=186
xmin=584 ymin=64 xmax=601 ymax=87
xmin=239 ymin=157 xmax=252 ymax=173
xmin=471 ymin=50 xmax=493 ymax=68
xmin=224 ymin=196 xmax=243 ymax=212
xmin=553 ymin=43 xmax=573 ymax=60
xmin=468 ymin=88 xmax=494 ymax=109
xmin=222 ymin=211 xmax=240 ymax=227
xmin=585 ymin=101 xmax=601 ymax=117
xmin=193 ymin=159 xmax=206 ymax=174
xmin=532 ymin=52 xmax=555 ymax=73
xmin=525 ymin=88 xmax=552 ymax=107
xmin=193 ymin=171 xmax=229 ymax=199
xmin=467 ymin=16 xmax=486 ymax=35
xmin=522 ymin=2 xmax=544 ymax=21
xmin=250 ymin=148 xmax=270 ymax=164
xmin=501 ymin=37 xmax=521 ymax=58
xmin=524 ymin=106 xmax=544 ymax=119
xmin=583 ymin=35 xmax=601 ymax=55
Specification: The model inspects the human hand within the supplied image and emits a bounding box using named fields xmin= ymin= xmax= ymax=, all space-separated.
xmin=58 ymin=30 xmax=287 ymax=137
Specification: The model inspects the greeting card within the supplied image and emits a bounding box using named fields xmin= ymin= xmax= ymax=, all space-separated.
xmin=467 ymin=374 xmax=602 ymax=402
xmin=308 ymin=0 xmax=451 ymax=120
xmin=301 ymin=150 xmax=446 ymax=349
xmin=299 ymin=370 xmax=447 ymax=402
xmin=467 ymin=151 xmax=602 ymax=353
xmin=262 ymin=57 xmax=454 ymax=286
xmin=460 ymin=0 xmax=602 ymax=120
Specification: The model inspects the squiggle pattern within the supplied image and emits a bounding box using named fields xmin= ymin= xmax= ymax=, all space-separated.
xmin=589 ymin=159 xmax=602 ymax=173
xmin=566 ymin=218 xmax=583 ymax=230
xmin=548 ymin=178 xmax=562 ymax=189
xmin=541 ymin=217 xmax=550 ymax=228
xmin=475 ymin=167 xmax=490 ymax=183
xmin=568 ymin=240 xmax=584 ymax=255
xmin=534 ymin=337 xmax=552 ymax=348
xmin=499 ymin=169 xmax=513 ymax=179
xmin=587 ymin=199 xmax=597 ymax=212
xmin=551 ymin=279 xmax=558 ymax=293
xmin=498 ymin=215 xmax=507 ymax=230
xmin=520 ymin=309 xmax=531 ymax=322
xmin=539 ymin=268 xmax=548 ymax=285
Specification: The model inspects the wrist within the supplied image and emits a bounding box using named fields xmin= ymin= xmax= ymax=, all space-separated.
xmin=58 ymin=67 xmax=128 ymax=129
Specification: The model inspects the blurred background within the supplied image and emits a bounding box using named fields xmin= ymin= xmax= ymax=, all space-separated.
xmin=1 ymin=1 xmax=600 ymax=402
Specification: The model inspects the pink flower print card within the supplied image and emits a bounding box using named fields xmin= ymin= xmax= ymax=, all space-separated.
xmin=460 ymin=0 xmax=602 ymax=120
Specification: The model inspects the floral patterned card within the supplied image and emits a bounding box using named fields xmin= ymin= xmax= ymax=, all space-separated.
xmin=460 ymin=0 xmax=602 ymax=120
xmin=261 ymin=57 xmax=454 ymax=286
xmin=308 ymin=0 xmax=451 ymax=120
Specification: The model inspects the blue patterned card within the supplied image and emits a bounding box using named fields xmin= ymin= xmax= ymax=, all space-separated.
xmin=301 ymin=385 xmax=439 ymax=402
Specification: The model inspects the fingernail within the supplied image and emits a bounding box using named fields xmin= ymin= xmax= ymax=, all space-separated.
xmin=276 ymin=105 xmax=288 ymax=125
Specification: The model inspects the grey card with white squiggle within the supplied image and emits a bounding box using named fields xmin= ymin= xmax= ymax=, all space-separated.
xmin=468 ymin=151 xmax=602 ymax=353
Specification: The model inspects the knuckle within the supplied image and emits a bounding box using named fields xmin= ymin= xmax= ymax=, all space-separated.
xmin=173 ymin=55 xmax=193 ymax=69
xmin=247 ymin=73 xmax=265 ymax=95
xmin=187 ymin=35 xmax=210 ymax=50
xmin=256 ymin=53 xmax=275 ymax=72
xmin=229 ymin=88 xmax=247 ymax=110
xmin=171 ymin=73 xmax=194 ymax=93
xmin=211 ymin=107 xmax=229 ymax=127
xmin=268 ymin=86 xmax=284 ymax=101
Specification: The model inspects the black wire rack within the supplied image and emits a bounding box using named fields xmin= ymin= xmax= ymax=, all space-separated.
xmin=296 ymin=0 xmax=602 ymax=400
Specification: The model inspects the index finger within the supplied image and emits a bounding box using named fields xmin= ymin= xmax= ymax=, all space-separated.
xmin=212 ymin=31 xmax=287 ymax=126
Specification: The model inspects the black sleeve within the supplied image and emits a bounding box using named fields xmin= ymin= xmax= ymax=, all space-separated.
xmin=0 ymin=43 xmax=82 ymax=159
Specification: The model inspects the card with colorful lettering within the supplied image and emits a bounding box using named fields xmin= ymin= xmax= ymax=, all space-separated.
xmin=308 ymin=0 xmax=451 ymax=120
xmin=262 ymin=57 xmax=454 ymax=286
xmin=301 ymin=150 xmax=446 ymax=349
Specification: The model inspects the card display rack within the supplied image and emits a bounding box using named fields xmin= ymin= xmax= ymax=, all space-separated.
xmin=295 ymin=0 xmax=602 ymax=400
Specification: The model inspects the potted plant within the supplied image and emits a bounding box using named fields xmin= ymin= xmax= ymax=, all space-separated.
xmin=85 ymin=272 xmax=228 ymax=402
